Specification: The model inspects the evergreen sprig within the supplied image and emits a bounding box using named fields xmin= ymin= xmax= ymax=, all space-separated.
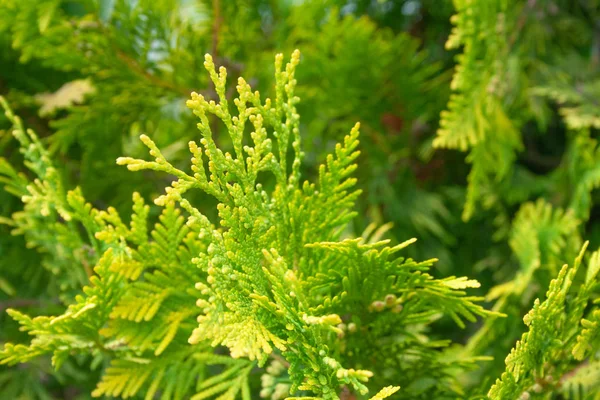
xmin=117 ymin=50 xmax=495 ymax=399
xmin=488 ymin=242 xmax=600 ymax=399
xmin=0 ymin=50 xmax=497 ymax=399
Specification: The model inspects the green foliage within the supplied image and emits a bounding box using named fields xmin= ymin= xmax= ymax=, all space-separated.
xmin=434 ymin=0 xmax=523 ymax=221
xmin=115 ymin=50 xmax=495 ymax=399
xmin=464 ymin=199 xmax=582 ymax=364
xmin=2 ymin=0 xmax=600 ymax=399
xmin=435 ymin=0 xmax=600 ymax=223
xmin=0 ymin=50 xmax=495 ymax=399
xmin=561 ymin=360 xmax=600 ymax=400
xmin=488 ymin=243 xmax=600 ymax=399
xmin=0 ymin=96 xmax=100 ymax=299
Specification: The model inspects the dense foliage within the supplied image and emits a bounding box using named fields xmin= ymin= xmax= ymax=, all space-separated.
xmin=1 ymin=0 xmax=599 ymax=399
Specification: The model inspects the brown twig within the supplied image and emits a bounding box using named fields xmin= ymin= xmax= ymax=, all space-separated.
xmin=212 ymin=0 xmax=222 ymax=59
xmin=507 ymin=0 xmax=536 ymax=49
xmin=114 ymin=50 xmax=199 ymax=98
xmin=93 ymin=19 xmax=214 ymax=99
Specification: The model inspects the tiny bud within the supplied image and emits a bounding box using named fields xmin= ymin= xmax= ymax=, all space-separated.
xmin=347 ymin=323 xmax=357 ymax=333
xmin=261 ymin=374 xmax=275 ymax=386
xmin=273 ymin=383 xmax=290 ymax=399
xmin=519 ymin=392 xmax=530 ymax=400
xmin=385 ymin=294 xmax=397 ymax=306
xmin=371 ymin=301 xmax=385 ymax=312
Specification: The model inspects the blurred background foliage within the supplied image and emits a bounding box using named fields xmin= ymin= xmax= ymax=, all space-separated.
xmin=1 ymin=0 xmax=600 ymax=398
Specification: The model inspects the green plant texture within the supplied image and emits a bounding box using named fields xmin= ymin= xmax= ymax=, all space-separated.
xmin=1 ymin=1 xmax=600 ymax=399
